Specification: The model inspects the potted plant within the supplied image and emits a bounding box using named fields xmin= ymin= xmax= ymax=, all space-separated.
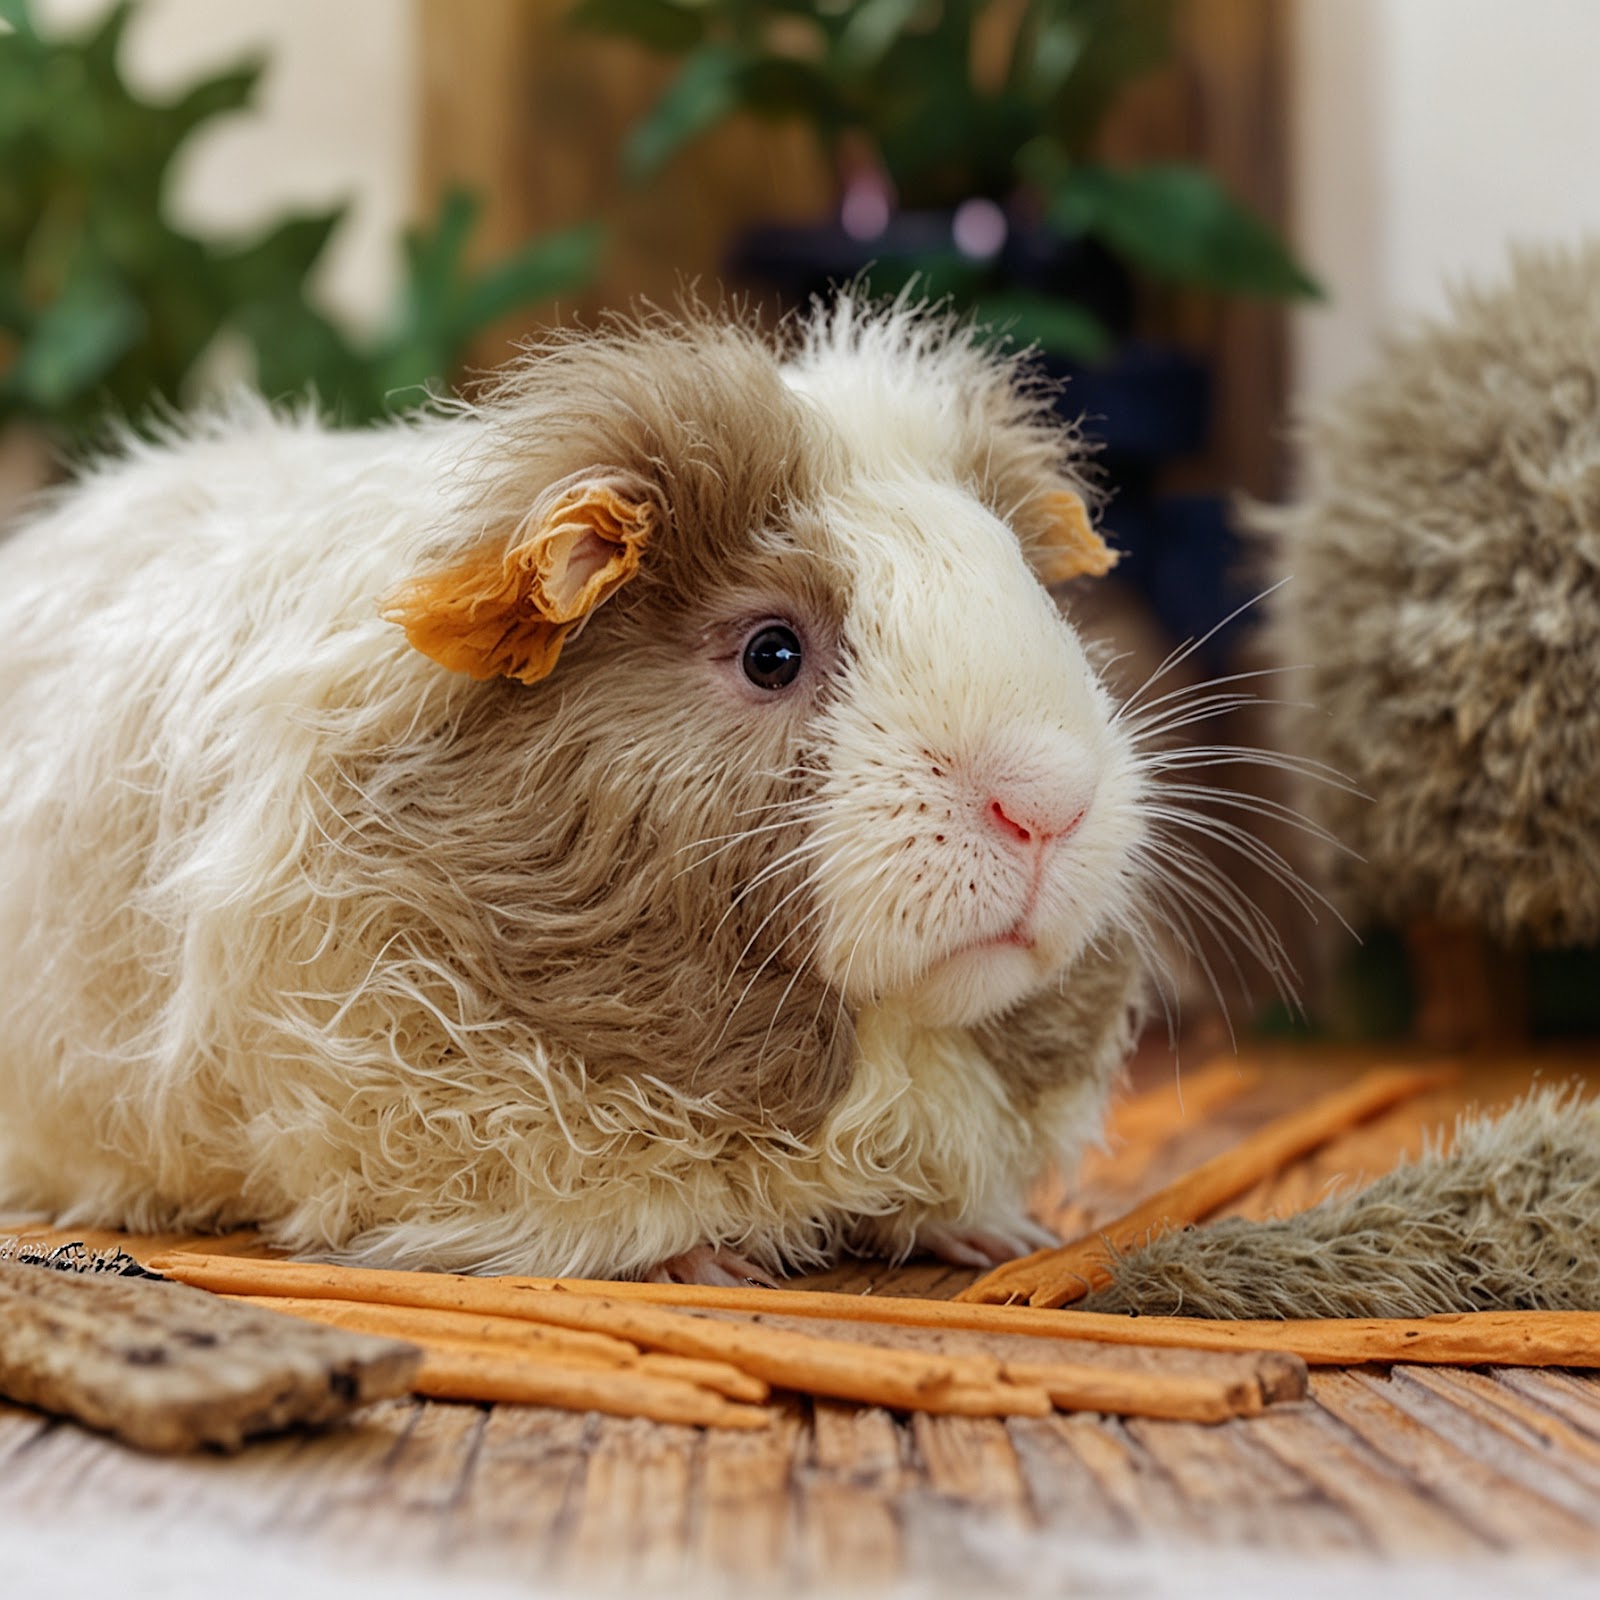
xmin=572 ymin=0 xmax=1318 ymax=657
xmin=0 ymin=0 xmax=603 ymax=456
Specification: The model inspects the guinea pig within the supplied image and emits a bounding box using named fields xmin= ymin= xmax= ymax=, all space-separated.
xmin=0 ymin=295 xmax=1163 ymax=1285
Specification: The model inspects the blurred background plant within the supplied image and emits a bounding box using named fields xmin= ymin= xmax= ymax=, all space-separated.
xmin=0 ymin=0 xmax=601 ymax=443
xmin=572 ymin=0 xmax=1317 ymax=361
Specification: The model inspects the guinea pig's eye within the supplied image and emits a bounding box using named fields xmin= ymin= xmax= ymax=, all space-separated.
xmin=741 ymin=624 xmax=804 ymax=691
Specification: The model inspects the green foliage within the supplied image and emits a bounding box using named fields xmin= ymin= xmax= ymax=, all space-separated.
xmin=0 ymin=0 xmax=602 ymax=438
xmin=573 ymin=0 xmax=1317 ymax=357
xmin=1044 ymin=162 xmax=1319 ymax=299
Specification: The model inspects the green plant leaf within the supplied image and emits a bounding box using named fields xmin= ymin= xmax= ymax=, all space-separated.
xmin=623 ymin=42 xmax=747 ymax=179
xmin=10 ymin=261 xmax=145 ymax=407
xmin=1048 ymin=163 xmax=1321 ymax=299
xmin=79 ymin=0 xmax=134 ymax=88
xmin=400 ymin=185 xmax=481 ymax=333
xmin=736 ymin=55 xmax=838 ymax=123
xmin=973 ymin=288 xmax=1112 ymax=361
xmin=218 ymin=209 xmax=344 ymax=302
xmin=568 ymin=0 xmax=705 ymax=53
xmin=832 ymin=0 xmax=922 ymax=76
xmin=159 ymin=61 xmax=264 ymax=150
xmin=453 ymin=221 xmax=603 ymax=336
xmin=0 ymin=0 xmax=37 ymax=38
xmin=1035 ymin=0 xmax=1174 ymax=154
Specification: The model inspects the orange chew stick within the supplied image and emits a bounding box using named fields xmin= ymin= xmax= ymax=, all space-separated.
xmin=153 ymin=1255 xmax=1044 ymax=1415
xmin=959 ymin=1064 xmax=1456 ymax=1307
xmin=410 ymin=1345 xmax=773 ymax=1428
xmin=240 ymin=1294 xmax=770 ymax=1403
xmin=155 ymin=1254 xmax=1600 ymax=1370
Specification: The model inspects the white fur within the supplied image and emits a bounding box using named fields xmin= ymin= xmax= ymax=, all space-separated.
xmin=0 ymin=306 xmax=1142 ymax=1275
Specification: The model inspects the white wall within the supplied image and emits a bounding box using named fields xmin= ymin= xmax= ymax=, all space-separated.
xmin=36 ymin=0 xmax=417 ymax=332
xmin=1292 ymin=0 xmax=1600 ymax=408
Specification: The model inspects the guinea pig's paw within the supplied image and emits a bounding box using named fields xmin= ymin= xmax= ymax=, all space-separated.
xmin=915 ymin=1216 xmax=1060 ymax=1271
xmin=646 ymin=1243 xmax=780 ymax=1290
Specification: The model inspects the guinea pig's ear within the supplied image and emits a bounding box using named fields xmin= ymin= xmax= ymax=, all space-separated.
xmin=383 ymin=472 xmax=663 ymax=685
xmin=1029 ymin=488 xmax=1119 ymax=585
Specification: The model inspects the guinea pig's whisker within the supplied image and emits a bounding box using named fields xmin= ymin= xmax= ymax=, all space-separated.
xmin=668 ymin=814 xmax=815 ymax=878
xmin=726 ymin=873 xmax=824 ymax=981
xmin=1155 ymin=837 xmax=1300 ymax=973
xmin=1135 ymin=872 xmax=1254 ymax=1043
xmin=1140 ymin=844 xmax=1300 ymax=1006
xmin=1142 ymin=742 xmax=1367 ymax=797
xmin=1116 ymin=579 xmax=1291 ymax=723
xmin=1142 ymin=799 xmax=1327 ymax=901
xmin=711 ymin=901 xmax=830 ymax=1055
xmin=1128 ymin=693 xmax=1306 ymax=741
xmin=1150 ymin=781 xmax=1350 ymax=852
xmin=707 ymin=835 xmax=829 ymax=945
xmin=750 ymin=930 xmax=833 ymax=1101
xmin=1118 ymin=661 xmax=1311 ymax=729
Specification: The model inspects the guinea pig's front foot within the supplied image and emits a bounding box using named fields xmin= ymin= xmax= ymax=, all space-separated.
xmin=915 ymin=1215 xmax=1060 ymax=1271
xmin=646 ymin=1243 xmax=780 ymax=1290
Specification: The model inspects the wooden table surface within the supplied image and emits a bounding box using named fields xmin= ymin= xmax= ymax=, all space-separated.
xmin=5 ymin=1040 xmax=1600 ymax=1593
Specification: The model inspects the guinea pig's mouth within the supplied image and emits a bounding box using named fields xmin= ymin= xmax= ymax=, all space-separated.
xmin=896 ymin=935 xmax=1045 ymax=1027
xmin=945 ymin=917 xmax=1036 ymax=962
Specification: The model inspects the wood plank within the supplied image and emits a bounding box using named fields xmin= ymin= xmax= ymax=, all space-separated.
xmin=1247 ymin=1402 xmax=1485 ymax=1556
xmin=1497 ymin=1369 xmax=1600 ymax=1444
xmin=1311 ymin=1370 xmax=1600 ymax=1551
xmin=1124 ymin=1415 xmax=1364 ymax=1550
xmin=442 ymin=1407 xmax=591 ymax=1568
xmin=798 ymin=1402 xmax=905 ymax=1586
xmin=261 ymin=1403 xmax=422 ymax=1533
xmin=1035 ymin=1414 xmax=1196 ymax=1540
xmin=312 ymin=1399 xmax=486 ymax=1559
xmin=0 ymin=1259 xmax=419 ymax=1454
xmin=1006 ymin=1415 xmax=1134 ymax=1540
xmin=1393 ymin=1368 xmax=1600 ymax=1502
xmin=1438 ymin=1369 xmax=1600 ymax=1468
xmin=911 ymin=1414 xmax=1032 ymax=1524
xmin=566 ymin=1415 xmax=697 ymax=1580
xmin=692 ymin=1398 xmax=803 ymax=1579
xmin=0 ymin=1400 xmax=52 ymax=1461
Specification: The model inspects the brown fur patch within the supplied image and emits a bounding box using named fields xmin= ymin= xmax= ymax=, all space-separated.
xmin=355 ymin=314 xmax=859 ymax=1136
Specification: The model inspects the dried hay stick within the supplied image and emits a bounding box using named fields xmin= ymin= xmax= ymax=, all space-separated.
xmin=1032 ymin=1058 xmax=1262 ymax=1232
xmin=1001 ymin=1359 xmax=1264 ymax=1423
xmin=238 ymin=1293 xmax=770 ymax=1403
xmin=1104 ymin=1058 xmax=1263 ymax=1150
xmin=412 ymin=1345 xmax=774 ymax=1429
xmin=959 ymin=1064 xmax=1457 ymax=1307
xmin=250 ymin=1291 xmax=1268 ymax=1421
xmin=152 ymin=1254 xmax=1041 ymax=1415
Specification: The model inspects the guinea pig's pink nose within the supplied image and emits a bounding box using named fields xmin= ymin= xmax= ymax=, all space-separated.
xmin=986 ymin=793 xmax=1086 ymax=847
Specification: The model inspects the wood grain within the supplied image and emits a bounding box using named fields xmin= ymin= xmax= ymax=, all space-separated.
xmin=0 ymin=1260 xmax=419 ymax=1453
xmin=5 ymin=1044 xmax=1600 ymax=1583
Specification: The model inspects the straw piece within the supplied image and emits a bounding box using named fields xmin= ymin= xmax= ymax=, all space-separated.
xmin=237 ymin=1294 xmax=769 ymax=1403
xmin=150 ymin=1255 xmax=1016 ymax=1414
xmin=411 ymin=1344 xmax=773 ymax=1429
xmin=150 ymin=1252 xmax=1600 ymax=1378
xmin=1000 ymin=1359 xmax=1263 ymax=1423
xmin=959 ymin=1064 xmax=1457 ymax=1307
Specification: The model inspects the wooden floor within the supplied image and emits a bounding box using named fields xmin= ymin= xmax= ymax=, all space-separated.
xmin=5 ymin=1041 xmax=1600 ymax=1591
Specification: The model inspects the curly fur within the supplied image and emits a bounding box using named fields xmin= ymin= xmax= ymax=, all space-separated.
xmin=1258 ymin=244 xmax=1600 ymax=943
xmin=1083 ymin=1088 xmax=1600 ymax=1318
xmin=0 ymin=296 xmax=1150 ymax=1278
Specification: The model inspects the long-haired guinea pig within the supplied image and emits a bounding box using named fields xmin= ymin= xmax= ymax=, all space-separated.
xmin=0 ymin=295 xmax=1160 ymax=1285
